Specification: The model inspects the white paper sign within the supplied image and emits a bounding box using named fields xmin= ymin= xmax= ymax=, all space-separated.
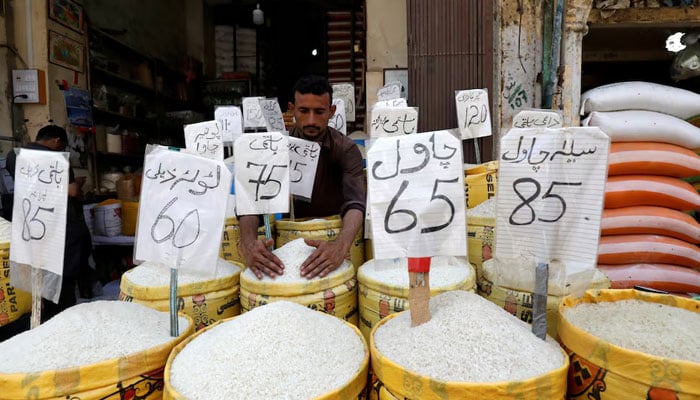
xmin=494 ymin=127 xmax=609 ymax=285
xmin=373 ymin=98 xmax=408 ymax=110
xmin=512 ymin=109 xmax=563 ymax=129
xmin=328 ymin=98 xmax=347 ymax=135
xmin=287 ymin=136 xmax=320 ymax=200
xmin=215 ymin=106 xmax=243 ymax=143
xmin=367 ymin=130 xmax=466 ymax=259
xmin=455 ymin=89 xmax=492 ymax=139
xmin=377 ymin=81 xmax=402 ymax=101
xmin=370 ymin=107 xmax=419 ymax=137
xmin=135 ymin=146 xmax=231 ymax=273
xmin=10 ymin=149 xmax=68 ymax=276
xmin=332 ymin=83 xmax=355 ymax=122
xmin=259 ymin=98 xmax=286 ymax=132
xmin=234 ymin=132 xmax=290 ymax=215
xmin=243 ymin=96 xmax=266 ymax=129
xmin=184 ymin=120 xmax=224 ymax=161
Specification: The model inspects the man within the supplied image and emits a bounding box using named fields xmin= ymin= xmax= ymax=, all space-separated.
xmin=239 ymin=75 xmax=365 ymax=280
xmin=5 ymin=125 xmax=92 ymax=321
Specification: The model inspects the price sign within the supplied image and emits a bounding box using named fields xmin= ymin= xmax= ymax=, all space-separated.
xmin=287 ymin=136 xmax=320 ymax=200
xmin=328 ymin=98 xmax=347 ymax=135
xmin=370 ymin=107 xmax=419 ymax=137
xmin=367 ymin=130 xmax=466 ymax=259
xmin=184 ymin=120 xmax=223 ymax=161
xmin=373 ymin=98 xmax=408 ymax=109
xmin=10 ymin=149 xmax=68 ymax=280
xmin=494 ymin=127 xmax=609 ymax=282
xmin=332 ymin=83 xmax=355 ymax=122
xmin=259 ymin=98 xmax=286 ymax=132
xmin=455 ymin=89 xmax=492 ymax=139
xmin=215 ymin=106 xmax=243 ymax=143
xmin=234 ymin=132 xmax=290 ymax=215
xmin=377 ymin=81 xmax=402 ymax=101
xmin=243 ymin=96 xmax=266 ymax=129
xmin=512 ymin=109 xmax=563 ymax=129
xmin=135 ymin=146 xmax=231 ymax=273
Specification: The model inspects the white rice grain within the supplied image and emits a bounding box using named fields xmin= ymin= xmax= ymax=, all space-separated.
xmin=563 ymin=299 xmax=700 ymax=363
xmin=360 ymin=256 xmax=473 ymax=289
xmin=0 ymin=217 xmax=11 ymax=242
xmin=0 ymin=301 xmax=189 ymax=373
xmin=169 ymin=301 xmax=365 ymax=400
xmin=241 ymin=238 xmax=351 ymax=283
xmin=466 ymin=197 xmax=496 ymax=217
xmin=124 ymin=258 xmax=240 ymax=287
xmin=374 ymin=291 xmax=564 ymax=382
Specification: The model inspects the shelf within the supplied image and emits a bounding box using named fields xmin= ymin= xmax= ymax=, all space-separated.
xmin=92 ymin=66 xmax=155 ymax=93
xmin=588 ymin=7 xmax=700 ymax=28
xmin=93 ymin=108 xmax=154 ymax=124
xmin=97 ymin=151 xmax=145 ymax=161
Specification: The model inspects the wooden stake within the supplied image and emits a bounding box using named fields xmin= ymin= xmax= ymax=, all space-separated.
xmin=408 ymin=257 xmax=431 ymax=327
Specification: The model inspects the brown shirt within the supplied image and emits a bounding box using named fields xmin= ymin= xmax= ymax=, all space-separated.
xmin=290 ymin=126 xmax=365 ymax=218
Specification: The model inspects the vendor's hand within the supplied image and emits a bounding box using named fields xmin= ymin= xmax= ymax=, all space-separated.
xmin=241 ymin=238 xmax=284 ymax=279
xmin=300 ymin=239 xmax=348 ymax=279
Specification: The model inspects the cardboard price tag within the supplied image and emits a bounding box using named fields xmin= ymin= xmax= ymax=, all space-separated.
xmin=259 ymin=98 xmax=286 ymax=132
xmin=494 ymin=127 xmax=609 ymax=281
xmin=367 ymin=130 xmax=466 ymax=259
xmin=332 ymin=83 xmax=355 ymax=122
xmin=377 ymin=81 xmax=402 ymax=101
xmin=243 ymin=96 xmax=266 ymax=129
xmin=455 ymin=89 xmax=492 ymax=139
xmin=373 ymin=98 xmax=408 ymax=109
xmin=512 ymin=109 xmax=563 ymax=129
xmin=184 ymin=120 xmax=224 ymax=161
xmin=234 ymin=132 xmax=290 ymax=215
xmin=370 ymin=107 xmax=419 ymax=137
xmin=328 ymin=98 xmax=347 ymax=135
xmin=288 ymin=136 xmax=320 ymax=200
xmin=215 ymin=106 xmax=243 ymax=143
xmin=10 ymin=149 xmax=68 ymax=276
xmin=135 ymin=146 xmax=231 ymax=273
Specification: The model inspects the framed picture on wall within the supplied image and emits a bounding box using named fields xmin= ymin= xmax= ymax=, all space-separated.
xmin=49 ymin=30 xmax=84 ymax=72
xmin=48 ymin=0 xmax=84 ymax=33
xmin=383 ymin=68 xmax=408 ymax=99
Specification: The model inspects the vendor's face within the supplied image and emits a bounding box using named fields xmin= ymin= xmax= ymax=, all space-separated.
xmin=288 ymin=92 xmax=336 ymax=139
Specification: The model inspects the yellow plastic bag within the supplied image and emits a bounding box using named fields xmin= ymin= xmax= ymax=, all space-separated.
xmin=163 ymin=314 xmax=369 ymax=400
xmin=0 ymin=244 xmax=31 ymax=326
xmin=559 ymin=289 xmax=700 ymax=399
xmin=370 ymin=313 xmax=568 ymax=400
xmin=276 ymin=216 xmax=364 ymax=269
xmin=466 ymin=213 xmax=494 ymax=278
xmin=0 ymin=315 xmax=194 ymax=400
xmin=119 ymin=263 xmax=242 ymax=331
xmin=464 ymin=161 xmax=497 ymax=209
xmin=219 ymin=216 xmax=274 ymax=265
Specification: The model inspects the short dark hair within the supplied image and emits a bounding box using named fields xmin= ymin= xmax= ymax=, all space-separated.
xmin=293 ymin=75 xmax=333 ymax=102
xmin=36 ymin=125 xmax=68 ymax=143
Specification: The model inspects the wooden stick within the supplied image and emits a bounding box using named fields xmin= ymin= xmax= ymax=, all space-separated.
xmin=408 ymin=257 xmax=431 ymax=327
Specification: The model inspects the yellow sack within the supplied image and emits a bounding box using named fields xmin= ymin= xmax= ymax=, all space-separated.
xmin=464 ymin=161 xmax=497 ymax=209
xmin=559 ymin=289 xmax=700 ymax=399
xmin=370 ymin=313 xmax=568 ymax=400
xmin=219 ymin=216 xmax=274 ymax=264
xmin=357 ymin=259 xmax=476 ymax=343
xmin=163 ymin=314 xmax=369 ymax=400
xmin=119 ymin=263 xmax=242 ymax=331
xmin=0 ymin=243 xmax=31 ymax=326
xmin=240 ymin=278 xmax=359 ymax=326
xmin=0 ymin=315 xmax=194 ymax=400
xmin=276 ymin=216 xmax=364 ymax=269
xmin=466 ymin=213 xmax=495 ymax=278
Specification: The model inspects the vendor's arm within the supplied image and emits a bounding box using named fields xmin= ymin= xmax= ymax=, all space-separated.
xmin=301 ymin=208 xmax=363 ymax=278
xmin=238 ymin=214 xmax=284 ymax=279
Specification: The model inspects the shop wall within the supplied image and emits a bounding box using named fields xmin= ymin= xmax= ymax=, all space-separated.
xmin=365 ymin=0 xmax=407 ymax=126
xmin=0 ymin=4 xmax=12 ymax=155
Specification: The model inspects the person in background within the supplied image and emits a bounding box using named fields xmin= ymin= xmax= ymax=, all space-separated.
xmin=5 ymin=124 xmax=93 ymax=322
xmin=239 ymin=75 xmax=365 ymax=280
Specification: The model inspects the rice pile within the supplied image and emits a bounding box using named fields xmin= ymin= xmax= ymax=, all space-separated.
xmin=124 ymin=258 xmax=240 ymax=286
xmin=169 ymin=301 xmax=366 ymax=399
xmin=241 ymin=238 xmax=351 ymax=282
xmin=0 ymin=217 xmax=11 ymax=242
xmin=374 ymin=291 xmax=564 ymax=382
xmin=466 ymin=197 xmax=496 ymax=218
xmin=0 ymin=301 xmax=189 ymax=373
xmin=361 ymin=256 xmax=472 ymax=288
xmin=563 ymin=300 xmax=700 ymax=363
